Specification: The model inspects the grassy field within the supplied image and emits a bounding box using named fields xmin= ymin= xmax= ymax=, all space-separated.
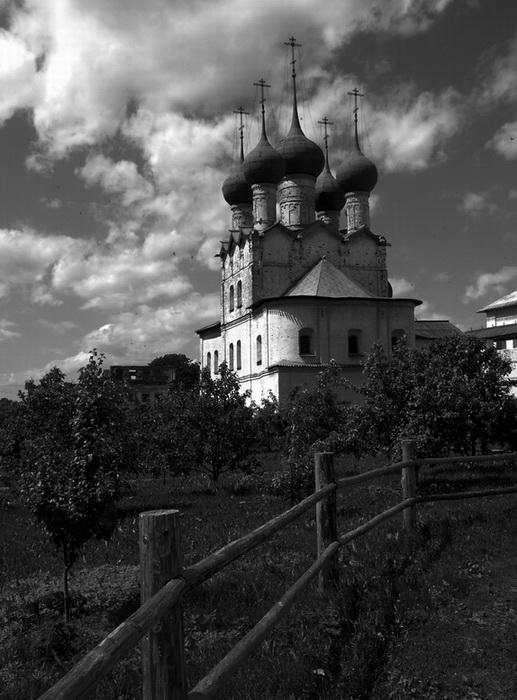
xmin=1 ymin=455 xmax=517 ymax=699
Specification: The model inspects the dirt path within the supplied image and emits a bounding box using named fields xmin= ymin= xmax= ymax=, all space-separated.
xmin=372 ymin=502 xmax=517 ymax=699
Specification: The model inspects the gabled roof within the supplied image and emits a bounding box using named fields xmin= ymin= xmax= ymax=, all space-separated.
xmin=285 ymin=258 xmax=373 ymax=298
xmin=478 ymin=290 xmax=517 ymax=313
xmin=414 ymin=320 xmax=463 ymax=340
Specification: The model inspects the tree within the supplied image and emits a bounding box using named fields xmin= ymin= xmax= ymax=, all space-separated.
xmin=148 ymin=353 xmax=200 ymax=388
xmin=192 ymin=363 xmax=255 ymax=481
xmin=20 ymin=351 xmax=133 ymax=620
xmin=350 ymin=335 xmax=517 ymax=459
xmin=274 ymin=362 xmax=349 ymax=502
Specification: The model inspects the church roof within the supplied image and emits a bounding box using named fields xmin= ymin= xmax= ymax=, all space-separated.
xmin=285 ymin=258 xmax=372 ymax=298
xmin=414 ymin=320 xmax=463 ymax=340
xmin=478 ymin=290 xmax=517 ymax=313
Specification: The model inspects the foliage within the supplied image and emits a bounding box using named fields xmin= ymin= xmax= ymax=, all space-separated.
xmin=273 ymin=362 xmax=350 ymax=502
xmin=252 ymin=391 xmax=287 ymax=453
xmin=193 ymin=363 xmax=256 ymax=481
xmin=350 ymin=335 xmax=517 ymax=460
xmin=19 ymin=351 xmax=133 ymax=620
xmin=148 ymin=353 xmax=200 ymax=388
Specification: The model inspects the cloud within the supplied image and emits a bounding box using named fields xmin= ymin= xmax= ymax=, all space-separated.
xmin=0 ymin=228 xmax=77 ymax=302
xmin=367 ymin=86 xmax=461 ymax=171
xmin=390 ymin=277 xmax=416 ymax=296
xmin=0 ymin=29 xmax=36 ymax=123
xmin=83 ymin=293 xmax=220 ymax=357
xmin=464 ymin=266 xmax=517 ymax=302
xmin=0 ymin=319 xmax=19 ymax=342
xmin=0 ymin=225 xmax=198 ymax=310
xmin=486 ymin=121 xmax=517 ymax=160
xmin=38 ymin=319 xmax=77 ymax=334
xmin=3 ymin=0 xmax=457 ymax=161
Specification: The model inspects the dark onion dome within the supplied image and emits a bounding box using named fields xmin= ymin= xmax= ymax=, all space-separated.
xmin=222 ymin=160 xmax=252 ymax=205
xmin=336 ymin=145 xmax=378 ymax=194
xmin=276 ymin=104 xmax=324 ymax=178
xmin=315 ymin=159 xmax=345 ymax=212
xmin=243 ymin=122 xmax=285 ymax=185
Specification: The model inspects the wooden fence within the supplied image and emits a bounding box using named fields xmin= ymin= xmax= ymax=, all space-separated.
xmin=37 ymin=441 xmax=517 ymax=700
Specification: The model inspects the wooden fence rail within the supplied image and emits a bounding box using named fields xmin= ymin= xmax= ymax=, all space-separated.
xmin=37 ymin=446 xmax=517 ymax=700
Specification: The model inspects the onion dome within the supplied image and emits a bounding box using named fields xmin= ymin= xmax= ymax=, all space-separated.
xmin=222 ymin=159 xmax=252 ymax=205
xmin=336 ymin=145 xmax=378 ymax=194
xmin=243 ymin=120 xmax=285 ymax=185
xmin=277 ymin=98 xmax=324 ymax=177
xmin=316 ymin=158 xmax=345 ymax=211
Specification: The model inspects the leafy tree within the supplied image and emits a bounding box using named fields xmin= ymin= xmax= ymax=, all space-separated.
xmin=274 ymin=362 xmax=350 ymax=502
xmin=20 ymin=351 xmax=133 ymax=620
xmin=350 ymin=335 xmax=517 ymax=460
xmin=148 ymin=353 xmax=200 ymax=388
xmin=193 ymin=363 xmax=255 ymax=481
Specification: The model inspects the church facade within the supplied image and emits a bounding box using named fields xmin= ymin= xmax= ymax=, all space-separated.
xmin=197 ymin=68 xmax=421 ymax=403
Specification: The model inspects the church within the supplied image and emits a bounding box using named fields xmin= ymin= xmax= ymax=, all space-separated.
xmin=197 ymin=48 xmax=422 ymax=404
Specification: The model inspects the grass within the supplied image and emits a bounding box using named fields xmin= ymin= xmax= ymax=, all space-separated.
xmin=1 ymin=455 xmax=517 ymax=699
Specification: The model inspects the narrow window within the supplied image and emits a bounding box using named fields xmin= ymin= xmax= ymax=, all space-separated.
xmin=299 ymin=328 xmax=314 ymax=355
xmin=206 ymin=352 xmax=211 ymax=374
xmin=237 ymin=280 xmax=242 ymax=308
xmin=229 ymin=285 xmax=235 ymax=311
xmin=512 ymin=339 xmax=517 ymax=349
xmin=256 ymin=335 xmax=262 ymax=365
xmin=229 ymin=343 xmax=234 ymax=370
xmin=236 ymin=340 xmax=242 ymax=370
xmin=496 ymin=339 xmax=506 ymax=350
xmin=214 ymin=350 xmax=219 ymax=373
xmin=348 ymin=334 xmax=359 ymax=355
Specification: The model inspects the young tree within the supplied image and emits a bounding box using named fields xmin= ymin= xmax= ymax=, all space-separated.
xmin=275 ymin=362 xmax=349 ymax=502
xmin=193 ymin=363 xmax=255 ymax=481
xmin=20 ymin=351 xmax=133 ymax=620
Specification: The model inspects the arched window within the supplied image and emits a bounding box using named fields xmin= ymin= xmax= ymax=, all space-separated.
xmin=237 ymin=280 xmax=242 ymax=308
xmin=348 ymin=329 xmax=362 ymax=356
xmin=299 ymin=328 xmax=314 ymax=355
xmin=236 ymin=340 xmax=242 ymax=370
xmin=229 ymin=343 xmax=234 ymax=370
xmin=206 ymin=352 xmax=211 ymax=373
xmin=214 ymin=350 xmax=219 ymax=373
xmin=229 ymin=285 xmax=235 ymax=311
xmin=256 ymin=335 xmax=262 ymax=365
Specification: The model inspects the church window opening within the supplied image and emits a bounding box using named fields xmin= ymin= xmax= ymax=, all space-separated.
xmin=236 ymin=340 xmax=242 ymax=369
xmin=214 ymin=350 xmax=219 ymax=373
xmin=237 ymin=280 xmax=242 ymax=308
xmin=229 ymin=343 xmax=234 ymax=370
xmin=229 ymin=285 xmax=235 ymax=311
xmin=299 ymin=328 xmax=314 ymax=355
xmin=206 ymin=352 xmax=211 ymax=373
xmin=256 ymin=335 xmax=262 ymax=365
xmin=348 ymin=331 xmax=361 ymax=355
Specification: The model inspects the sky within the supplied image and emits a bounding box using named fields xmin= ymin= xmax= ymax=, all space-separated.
xmin=0 ymin=0 xmax=517 ymax=398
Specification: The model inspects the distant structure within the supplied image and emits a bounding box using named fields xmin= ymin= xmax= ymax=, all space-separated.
xmin=414 ymin=320 xmax=463 ymax=349
xmin=467 ymin=291 xmax=517 ymax=395
xmin=197 ymin=38 xmax=424 ymax=403
xmin=110 ymin=365 xmax=172 ymax=403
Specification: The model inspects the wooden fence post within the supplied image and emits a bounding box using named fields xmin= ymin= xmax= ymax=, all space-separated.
xmin=315 ymin=452 xmax=338 ymax=594
xmin=139 ymin=509 xmax=187 ymax=700
xmin=401 ymin=440 xmax=417 ymax=534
